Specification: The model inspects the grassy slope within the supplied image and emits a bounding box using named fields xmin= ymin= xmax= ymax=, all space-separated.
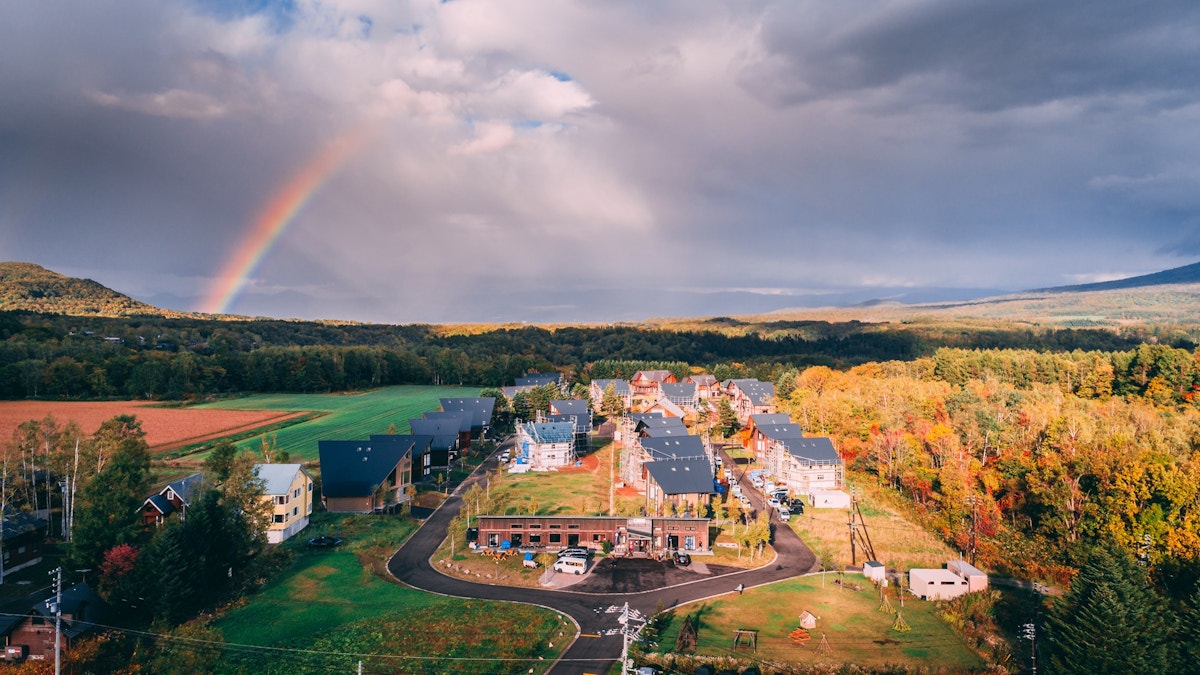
xmin=193 ymin=385 xmax=481 ymax=462
xmin=653 ymin=576 xmax=983 ymax=670
xmin=215 ymin=513 xmax=567 ymax=674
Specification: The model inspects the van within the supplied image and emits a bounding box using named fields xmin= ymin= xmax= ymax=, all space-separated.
xmin=553 ymin=556 xmax=588 ymax=575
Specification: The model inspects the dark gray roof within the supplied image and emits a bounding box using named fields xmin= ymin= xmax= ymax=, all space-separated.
xmin=642 ymin=425 xmax=690 ymax=438
xmin=749 ymin=413 xmax=793 ymax=427
xmin=143 ymin=494 xmax=175 ymax=516
xmin=422 ymin=411 xmax=472 ymax=434
xmin=644 ymin=458 xmax=715 ymax=495
xmin=634 ymin=416 xmax=686 ymax=430
xmin=758 ymin=423 xmax=805 ymax=441
xmin=409 ymin=418 xmax=463 ymax=445
xmin=1 ymin=512 xmax=47 ymax=541
xmin=591 ymin=379 xmax=631 ymax=395
xmin=550 ymin=399 xmax=589 ymax=416
xmin=515 ymin=373 xmax=561 ymax=387
xmin=439 ymin=397 xmax=496 ymax=429
xmin=737 ymin=380 xmax=776 ymax=405
xmin=640 ymin=435 xmax=706 ymax=460
xmin=544 ymin=414 xmax=589 ymax=434
xmin=163 ymin=473 xmax=205 ymax=506
xmin=781 ymin=437 xmax=840 ymax=463
xmin=32 ymin=583 xmax=108 ymax=640
xmin=319 ymin=438 xmax=413 ymax=498
xmin=659 ymin=382 xmax=696 ymax=399
xmin=628 ymin=412 xmax=666 ymax=424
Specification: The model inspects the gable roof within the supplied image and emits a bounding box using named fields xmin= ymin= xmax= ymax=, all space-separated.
xmin=550 ymin=399 xmax=589 ymax=416
xmin=1 ymin=512 xmax=48 ymax=541
xmin=660 ymin=382 xmax=696 ymax=399
xmin=749 ymin=413 xmax=793 ymax=427
xmin=590 ymin=379 xmax=631 ymax=395
xmin=29 ymin=583 xmax=109 ymax=640
xmin=320 ymin=439 xmax=413 ymax=498
xmin=439 ymin=397 xmax=496 ymax=429
xmin=143 ymin=493 xmax=175 ymax=516
xmin=628 ymin=412 xmax=665 ymax=425
xmin=633 ymin=370 xmax=673 ymax=383
xmin=422 ymin=411 xmax=472 ymax=434
xmin=254 ymin=464 xmax=309 ymax=496
xmin=409 ymin=418 xmax=462 ymax=447
xmin=640 ymin=435 xmax=706 ymax=460
xmin=757 ymin=423 xmax=805 ymax=442
xmin=544 ymin=414 xmax=589 ymax=434
xmin=515 ymin=373 xmax=561 ymax=387
xmin=644 ymin=457 xmax=715 ymax=495
xmin=520 ymin=421 xmax=575 ymax=444
xmin=634 ymin=416 xmax=686 ymax=431
xmin=162 ymin=473 xmax=205 ymax=506
xmin=645 ymin=398 xmax=685 ymax=418
xmin=685 ymin=374 xmax=718 ymax=386
xmin=781 ymin=437 xmax=840 ymax=463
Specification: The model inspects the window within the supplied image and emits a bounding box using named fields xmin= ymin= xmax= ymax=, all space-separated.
xmin=593 ymin=534 xmax=603 ymax=542
xmin=529 ymin=524 xmax=542 ymax=529
xmin=549 ymin=533 xmax=561 ymax=543
xmin=274 ymin=495 xmax=288 ymax=506
xmin=529 ymin=534 xmax=541 ymax=544
xmin=511 ymin=524 xmax=523 ymax=529
xmin=273 ymin=514 xmax=284 ymax=524
xmin=308 ymin=483 xmax=313 ymax=492
xmin=549 ymin=524 xmax=561 ymax=529
xmin=568 ymin=524 xmax=580 ymax=530
xmin=294 ymin=487 xmax=301 ymax=498
xmin=292 ymin=507 xmax=299 ymax=517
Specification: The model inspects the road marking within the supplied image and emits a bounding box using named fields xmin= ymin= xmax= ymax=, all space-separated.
xmin=579 ymin=633 xmax=601 ymax=638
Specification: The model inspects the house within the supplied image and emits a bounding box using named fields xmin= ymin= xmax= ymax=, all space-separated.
xmin=255 ymin=464 xmax=314 ymax=544
xmin=622 ymin=435 xmax=708 ymax=490
xmin=515 ymin=373 xmax=565 ymax=393
xmin=589 ymin=379 xmax=632 ymax=413
xmin=439 ymin=397 xmax=496 ymax=439
xmin=685 ymin=374 xmax=721 ymax=399
xmin=420 ymin=411 xmax=472 ymax=450
xmin=0 ymin=583 xmax=108 ymax=662
xmin=631 ymin=370 xmax=676 ymax=397
xmin=644 ymin=457 xmax=716 ymax=517
xmin=408 ymin=418 xmax=461 ymax=467
xmin=659 ymin=382 xmax=699 ymax=411
xmin=473 ymin=515 xmax=711 ymax=555
xmin=745 ymin=419 xmax=805 ymax=470
xmin=724 ymin=379 xmax=776 ymax=421
xmin=744 ymin=413 xmax=794 ymax=445
xmin=139 ymin=473 xmax=205 ymax=527
xmin=0 ymin=513 xmax=48 ymax=577
xmin=644 ymin=397 xmax=686 ymax=419
xmin=547 ymin=399 xmax=591 ymax=452
xmin=634 ymin=416 xmax=688 ymax=438
xmin=515 ymin=421 xmax=576 ymax=469
xmin=319 ymin=438 xmax=414 ymax=513
xmin=778 ymin=437 xmax=843 ymax=493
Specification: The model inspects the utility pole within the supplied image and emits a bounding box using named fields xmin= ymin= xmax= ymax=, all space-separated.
xmin=49 ymin=566 xmax=62 ymax=675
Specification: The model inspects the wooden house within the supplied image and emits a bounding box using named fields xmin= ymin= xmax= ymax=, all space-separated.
xmin=139 ymin=473 xmax=204 ymax=527
xmin=439 ymin=397 xmax=496 ymax=439
xmin=515 ymin=421 xmax=576 ymax=469
xmin=659 ymin=382 xmax=699 ymax=411
xmin=0 ymin=513 xmax=48 ymax=577
xmin=631 ymin=370 xmax=676 ymax=397
xmin=319 ymin=437 xmax=414 ymax=513
xmin=589 ymin=379 xmax=632 ymax=413
xmin=644 ymin=457 xmax=716 ymax=518
xmin=0 ymin=583 xmax=108 ymax=662
xmin=777 ymin=437 xmax=843 ymax=494
xmin=685 ymin=374 xmax=720 ymax=399
xmin=724 ymin=379 xmax=776 ymax=421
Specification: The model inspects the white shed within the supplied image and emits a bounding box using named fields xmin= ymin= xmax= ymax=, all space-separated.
xmin=947 ymin=560 xmax=989 ymax=592
xmin=862 ymin=560 xmax=886 ymax=583
xmin=809 ymin=489 xmax=851 ymax=509
xmin=909 ymin=568 xmax=970 ymax=601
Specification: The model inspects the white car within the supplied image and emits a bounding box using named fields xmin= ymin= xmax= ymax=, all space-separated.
xmin=552 ymin=557 xmax=588 ymax=575
xmin=738 ymin=494 xmax=751 ymax=507
xmin=777 ymin=507 xmax=791 ymax=521
xmin=767 ymin=496 xmax=782 ymax=509
xmin=750 ymin=476 xmax=765 ymax=488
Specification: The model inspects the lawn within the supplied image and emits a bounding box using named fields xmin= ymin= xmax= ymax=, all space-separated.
xmin=789 ymin=480 xmax=958 ymax=573
xmin=213 ymin=512 xmax=569 ymax=674
xmin=645 ymin=575 xmax=985 ymax=672
xmin=189 ymin=385 xmax=480 ymax=463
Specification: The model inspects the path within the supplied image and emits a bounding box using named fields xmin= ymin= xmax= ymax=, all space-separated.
xmin=387 ymin=439 xmax=817 ymax=675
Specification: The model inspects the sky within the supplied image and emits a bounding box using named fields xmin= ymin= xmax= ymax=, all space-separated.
xmin=3 ymin=1 xmax=1200 ymax=324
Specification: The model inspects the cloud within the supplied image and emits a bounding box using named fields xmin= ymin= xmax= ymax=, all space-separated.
xmin=2 ymin=0 xmax=1200 ymax=322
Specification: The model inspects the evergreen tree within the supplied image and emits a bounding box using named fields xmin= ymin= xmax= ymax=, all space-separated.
xmin=1177 ymin=586 xmax=1200 ymax=675
xmin=148 ymin=524 xmax=200 ymax=625
xmin=601 ymin=382 xmax=625 ymax=419
xmin=714 ymin=397 xmax=740 ymax=437
xmin=1044 ymin=544 xmax=1173 ymax=674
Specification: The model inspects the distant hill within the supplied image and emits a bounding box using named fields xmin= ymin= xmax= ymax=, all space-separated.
xmin=1028 ymin=260 xmax=1200 ymax=293
xmin=0 ymin=262 xmax=169 ymax=317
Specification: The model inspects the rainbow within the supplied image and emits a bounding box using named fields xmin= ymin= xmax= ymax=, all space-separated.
xmin=200 ymin=128 xmax=369 ymax=315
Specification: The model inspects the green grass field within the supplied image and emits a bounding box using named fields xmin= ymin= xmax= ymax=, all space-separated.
xmin=648 ymin=575 xmax=984 ymax=672
xmin=193 ymin=385 xmax=480 ymax=462
xmin=214 ymin=513 xmax=568 ymax=674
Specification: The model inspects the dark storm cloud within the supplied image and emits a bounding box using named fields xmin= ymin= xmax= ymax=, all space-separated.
xmin=2 ymin=1 xmax=1199 ymax=322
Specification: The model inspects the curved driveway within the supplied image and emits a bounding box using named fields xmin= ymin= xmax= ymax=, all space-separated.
xmin=388 ymin=447 xmax=816 ymax=675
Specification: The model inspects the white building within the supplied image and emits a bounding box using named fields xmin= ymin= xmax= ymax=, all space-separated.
xmin=516 ymin=421 xmax=576 ymax=469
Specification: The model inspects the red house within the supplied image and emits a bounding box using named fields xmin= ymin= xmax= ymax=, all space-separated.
xmin=631 ymin=370 xmax=676 ymax=397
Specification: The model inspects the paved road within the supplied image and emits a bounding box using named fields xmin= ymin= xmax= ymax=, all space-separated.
xmin=387 ymin=440 xmax=816 ymax=675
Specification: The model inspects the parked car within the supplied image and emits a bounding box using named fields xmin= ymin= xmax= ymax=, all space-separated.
xmin=773 ymin=490 xmax=789 ymax=502
xmin=673 ymin=552 xmax=691 ymax=566
xmin=552 ymin=557 xmax=588 ymax=575
xmin=789 ymin=498 xmax=806 ymax=514
xmin=767 ymin=496 xmax=782 ymax=509
xmin=738 ymin=494 xmax=751 ymax=507
xmin=776 ymin=507 xmax=791 ymax=521
xmin=750 ymin=475 xmax=765 ymax=488
xmin=557 ymin=547 xmax=590 ymax=559
xmin=730 ymin=483 xmax=743 ymax=497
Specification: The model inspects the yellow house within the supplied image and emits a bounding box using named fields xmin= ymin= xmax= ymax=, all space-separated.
xmin=254 ymin=463 xmax=314 ymax=544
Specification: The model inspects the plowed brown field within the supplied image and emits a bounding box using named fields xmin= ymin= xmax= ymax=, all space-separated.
xmin=0 ymin=401 xmax=307 ymax=453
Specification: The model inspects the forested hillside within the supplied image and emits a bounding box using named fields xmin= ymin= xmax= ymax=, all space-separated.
xmin=0 ymin=262 xmax=168 ymax=317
